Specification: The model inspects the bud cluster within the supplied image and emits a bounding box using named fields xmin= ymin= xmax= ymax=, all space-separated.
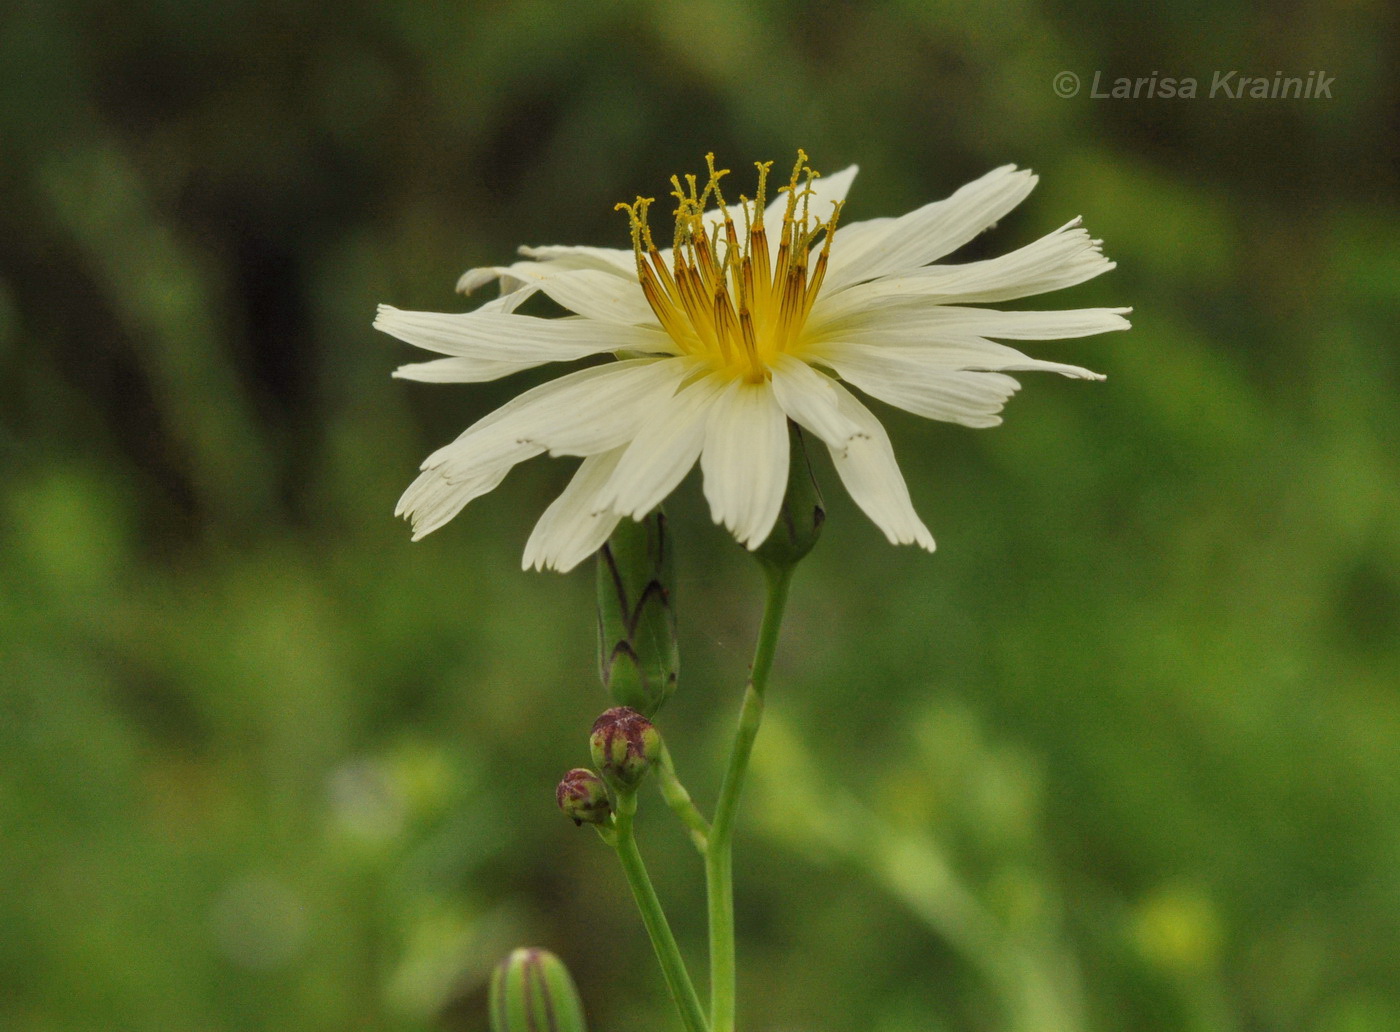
xmin=555 ymin=706 xmax=665 ymax=829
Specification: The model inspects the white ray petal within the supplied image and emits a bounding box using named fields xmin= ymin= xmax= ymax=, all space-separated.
xmin=810 ymin=219 xmax=1117 ymax=324
xmin=396 ymin=463 xmax=516 ymax=541
xmin=522 ymin=449 xmax=628 ymax=573
xmin=768 ymin=354 xmax=866 ymax=455
xmin=457 ymin=249 xmax=640 ymax=294
xmin=515 ymin=244 xmax=639 ymax=277
xmin=815 ymin=304 xmax=1132 ymax=343
xmin=477 ymin=286 xmax=542 ymax=315
xmin=397 ymin=358 xmax=687 ymax=539
xmin=822 ymin=166 xmax=1038 ymax=294
xmin=824 ymin=382 xmax=935 ymax=550
xmin=456 ymin=265 xmax=509 ymax=294
xmin=379 ymin=305 xmax=678 ymax=383
xmin=700 ymin=379 xmax=789 ymax=549
xmin=768 ymin=357 xmax=932 ymax=547
xmin=812 ymin=343 xmax=1023 ymax=428
xmin=516 ymin=268 xmax=658 ymax=326
xmin=598 ymin=374 xmax=728 ymax=520
xmin=391 ymin=354 xmax=557 ymax=384
xmin=809 ymin=337 xmax=1104 ymax=381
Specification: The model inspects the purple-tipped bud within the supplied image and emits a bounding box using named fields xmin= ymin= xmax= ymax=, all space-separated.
xmin=589 ymin=707 xmax=662 ymax=789
xmin=555 ymin=768 xmax=611 ymax=827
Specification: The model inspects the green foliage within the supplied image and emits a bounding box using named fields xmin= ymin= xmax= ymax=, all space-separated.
xmin=1 ymin=0 xmax=1397 ymax=1030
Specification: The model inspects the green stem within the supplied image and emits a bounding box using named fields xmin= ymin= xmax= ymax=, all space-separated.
xmin=657 ymin=743 xmax=711 ymax=853
xmin=706 ymin=563 xmax=794 ymax=1032
xmin=611 ymin=794 xmax=711 ymax=1032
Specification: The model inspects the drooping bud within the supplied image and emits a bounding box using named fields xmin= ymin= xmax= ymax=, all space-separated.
xmin=596 ymin=511 xmax=679 ymax=717
xmin=755 ymin=424 xmax=825 ymax=570
xmin=589 ymin=707 xmax=662 ymax=789
xmin=489 ymin=947 xmax=588 ymax=1032
xmin=555 ymin=768 xmax=612 ymax=827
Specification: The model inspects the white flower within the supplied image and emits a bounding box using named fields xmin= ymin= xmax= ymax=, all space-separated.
xmin=377 ymin=153 xmax=1128 ymax=572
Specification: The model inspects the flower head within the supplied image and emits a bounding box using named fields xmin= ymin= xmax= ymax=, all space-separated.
xmin=377 ymin=153 xmax=1128 ymax=571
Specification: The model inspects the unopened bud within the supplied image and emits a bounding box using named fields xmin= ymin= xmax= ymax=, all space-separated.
xmin=755 ymin=424 xmax=825 ymax=570
xmin=489 ymin=947 xmax=588 ymax=1032
xmin=596 ymin=512 xmax=679 ymax=717
xmin=589 ymin=707 xmax=661 ymax=789
xmin=555 ymin=768 xmax=611 ymax=827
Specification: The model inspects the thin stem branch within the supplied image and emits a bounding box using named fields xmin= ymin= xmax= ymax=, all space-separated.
xmin=611 ymin=794 xmax=711 ymax=1032
xmin=705 ymin=563 xmax=794 ymax=1032
xmin=656 ymin=743 xmax=711 ymax=853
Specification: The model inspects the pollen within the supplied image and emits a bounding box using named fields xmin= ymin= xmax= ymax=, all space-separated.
xmin=616 ymin=150 xmax=843 ymax=383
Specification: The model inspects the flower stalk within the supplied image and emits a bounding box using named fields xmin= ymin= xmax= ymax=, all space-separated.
xmin=705 ymin=560 xmax=794 ymax=1032
xmin=609 ymin=789 xmax=711 ymax=1032
xmin=656 ymin=742 xmax=710 ymax=853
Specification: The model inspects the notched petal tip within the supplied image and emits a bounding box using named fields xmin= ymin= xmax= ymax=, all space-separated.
xmin=1000 ymin=165 xmax=1038 ymax=188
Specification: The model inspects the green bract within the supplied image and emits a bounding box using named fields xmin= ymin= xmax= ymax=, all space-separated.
xmin=596 ymin=512 xmax=679 ymax=716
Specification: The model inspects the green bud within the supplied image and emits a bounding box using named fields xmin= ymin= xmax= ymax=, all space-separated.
xmin=589 ymin=707 xmax=661 ymax=789
xmin=555 ymin=768 xmax=612 ymax=827
xmin=755 ymin=424 xmax=825 ymax=570
xmin=489 ymin=947 xmax=587 ymax=1032
xmin=596 ymin=511 xmax=679 ymax=717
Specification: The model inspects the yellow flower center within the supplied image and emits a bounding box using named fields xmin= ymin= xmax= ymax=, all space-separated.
xmin=616 ymin=151 xmax=843 ymax=383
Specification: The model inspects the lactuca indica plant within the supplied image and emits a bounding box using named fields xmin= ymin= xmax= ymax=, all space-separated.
xmin=381 ymin=151 xmax=1127 ymax=1032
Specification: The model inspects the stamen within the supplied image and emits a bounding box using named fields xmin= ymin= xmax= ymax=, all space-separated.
xmin=751 ymin=161 xmax=774 ymax=229
xmin=616 ymin=150 xmax=837 ymax=381
xmin=703 ymin=153 xmax=731 ymax=210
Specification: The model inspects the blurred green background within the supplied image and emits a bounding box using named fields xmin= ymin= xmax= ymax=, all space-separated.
xmin=2 ymin=1 xmax=1397 ymax=1030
